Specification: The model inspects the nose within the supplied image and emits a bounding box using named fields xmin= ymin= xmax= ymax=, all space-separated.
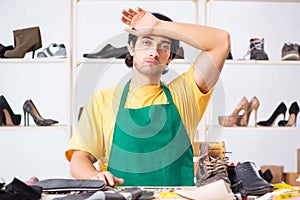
xmin=149 ymin=47 xmax=159 ymax=58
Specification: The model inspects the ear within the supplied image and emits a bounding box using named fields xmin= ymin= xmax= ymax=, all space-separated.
xmin=128 ymin=42 xmax=134 ymax=56
xmin=166 ymin=55 xmax=172 ymax=65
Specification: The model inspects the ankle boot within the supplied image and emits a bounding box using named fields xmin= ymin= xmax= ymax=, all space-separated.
xmin=196 ymin=143 xmax=230 ymax=187
xmin=227 ymin=161 xmax=274 ymax=197
xmin=4 ymin=27 xmax=42 ymax=58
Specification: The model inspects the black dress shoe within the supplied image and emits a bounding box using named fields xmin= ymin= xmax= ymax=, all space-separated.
xmin=227 ymin=162 xmax=274 ymax=197
xmin=0 ymin=44 xmax=14 ymax=58
xmin=83 ymin=44 xmax=128 ymax=59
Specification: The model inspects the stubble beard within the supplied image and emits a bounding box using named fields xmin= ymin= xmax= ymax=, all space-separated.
xmin=134 ymin=63 xmax=164 ymax=77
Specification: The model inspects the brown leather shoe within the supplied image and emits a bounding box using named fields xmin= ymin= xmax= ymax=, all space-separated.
xmin=196 ymin=143 xmax=230 ymax=187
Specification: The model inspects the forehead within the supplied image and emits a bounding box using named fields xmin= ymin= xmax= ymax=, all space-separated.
xmin=137 ymin=35 xmax=171 ymax=43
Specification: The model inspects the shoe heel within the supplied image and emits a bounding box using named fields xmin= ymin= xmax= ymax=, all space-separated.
xmin=24 ymin=110 xmax=27 ymax=126
xmin=31 ymin=43 xmax=38 ymax=58
xmin=254 ymin=109 xmax=257 ymax=127
xmin=0 ymin=111 xmax=3 ymax=126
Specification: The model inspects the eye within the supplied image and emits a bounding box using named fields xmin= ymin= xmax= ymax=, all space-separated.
xmin=142 ymin=41 xmax=152 ymax=46
xmin=159 ymin=44 xmax=170 ymax=51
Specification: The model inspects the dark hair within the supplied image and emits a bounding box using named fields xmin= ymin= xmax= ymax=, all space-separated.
xmin=125 ymin=12 xmax=180 ymax=68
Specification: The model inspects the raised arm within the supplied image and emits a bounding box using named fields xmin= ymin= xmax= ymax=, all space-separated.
xmin=122 ymin=7 xmax=230 ymax=93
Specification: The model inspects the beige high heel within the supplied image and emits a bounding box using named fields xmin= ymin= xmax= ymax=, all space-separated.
xmin=236 ymin=96 xmax=260 ymax=127
xmin=218 ymin=97 xmax=249 ymax=127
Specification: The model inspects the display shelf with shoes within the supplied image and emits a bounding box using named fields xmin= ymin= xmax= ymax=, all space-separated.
xmin=0 ymin=0 xmax=72 ymax=182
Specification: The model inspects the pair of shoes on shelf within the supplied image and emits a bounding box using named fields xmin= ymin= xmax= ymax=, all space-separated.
xmin=0 ymin=95 xmax=21 ymax=126
xmin=4 ymin=26 xmax=42 ymax=59
xmin=281 ymin=43 xmax=300 ymax=60
xmin=243 ymin=38 xmax=269 ymax=60
xmin=257 ymin=101 xmax=299 ymax=127
xmin=23 ymin=100 xmax=58 ymax=126
xmin=218 ymin=96 xmax=259 ymax=127
xmin=37 ymin=43 xmax=66 ymax=58
xmin=0 ymin=95 xmax=58 ymax=127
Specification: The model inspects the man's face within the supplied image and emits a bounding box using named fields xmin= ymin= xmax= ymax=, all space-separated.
xmin=130 ymin=35 xmax=172 ymax=77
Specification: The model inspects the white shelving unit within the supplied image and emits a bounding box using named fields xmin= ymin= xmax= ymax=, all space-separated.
xmin=204 ymin=0 xmax=300 ymax=172
xmin=0 ymin=0 xmax=72 ymax=182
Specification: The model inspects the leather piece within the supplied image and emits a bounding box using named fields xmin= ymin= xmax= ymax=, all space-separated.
xmin=34 ymin=178 xmax=105 ymax=193
xmin=3 ymin=178 xmax=42 ymax=200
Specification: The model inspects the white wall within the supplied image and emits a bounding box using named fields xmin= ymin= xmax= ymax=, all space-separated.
xmin=0 ymin=0 xmax=299 ymax=182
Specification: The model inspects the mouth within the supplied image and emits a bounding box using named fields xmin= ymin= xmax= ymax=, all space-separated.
xmin=145 ymin=59 xmax=159 ymax=65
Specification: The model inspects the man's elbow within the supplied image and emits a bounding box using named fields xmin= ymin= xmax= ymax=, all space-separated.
xmin=221 ymin=30 xmax=231 ymax=53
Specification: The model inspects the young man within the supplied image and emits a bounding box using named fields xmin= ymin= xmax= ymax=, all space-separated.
xmin=65 ymin=7 xmax=230 ymax=186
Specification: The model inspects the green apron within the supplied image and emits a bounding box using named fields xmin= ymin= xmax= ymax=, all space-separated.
xmin=107 ymin=81 xmax=194 ymax=186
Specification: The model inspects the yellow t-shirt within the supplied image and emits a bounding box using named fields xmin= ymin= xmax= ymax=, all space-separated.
xmin=66 ymin=66 xmax=212 ymax=171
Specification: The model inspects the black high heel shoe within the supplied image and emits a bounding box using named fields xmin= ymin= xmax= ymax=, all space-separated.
xmin=23 ymin=99 xmax=58 ymax=126
xmin=257 ymin=102 xmax=287 ymax=126
xmin=0 ymin=95 xmax=21 ymax=126
xmin=278 ymin=102 xmax=299 ymax=127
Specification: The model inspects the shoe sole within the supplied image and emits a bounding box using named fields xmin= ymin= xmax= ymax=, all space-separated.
xmin=282 ymin=53 xmax=299 ymax=60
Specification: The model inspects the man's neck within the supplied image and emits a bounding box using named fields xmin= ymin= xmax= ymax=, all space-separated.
xmin=131 ymin=71 xmax=161 ymax=86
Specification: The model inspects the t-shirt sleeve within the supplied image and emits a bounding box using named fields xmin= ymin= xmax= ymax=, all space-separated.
xmin=65 ymin=92 xmax=105 ymax=162
xmin=168 ymin=65 xmax=214 ymax=141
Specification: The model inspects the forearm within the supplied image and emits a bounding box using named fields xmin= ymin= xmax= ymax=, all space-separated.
xmin=154 ymin=20 xmax=230 ymax=52
xmin=154 ymin=20 xmax=230 ymax=93
xmin=70 ymin=151 xmax=99 ymax=179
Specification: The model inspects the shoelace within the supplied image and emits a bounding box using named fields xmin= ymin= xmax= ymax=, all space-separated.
xmin=243 ymin=39 xmax=264 ymax=59
xmin=204 ymin=156 xmax=229 ymax=176
xmin=286 ymin=43 xmax=296 ymax=51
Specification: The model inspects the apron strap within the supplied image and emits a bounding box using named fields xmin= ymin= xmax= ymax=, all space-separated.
xmin=161 ymin=81 xmax=174 ymax=105
xmin=118 ymin=81 xmax=131 ymax=109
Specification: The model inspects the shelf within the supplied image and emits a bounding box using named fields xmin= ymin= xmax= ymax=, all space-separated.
xmin=0 ymin=58 xmax=68 ymax=64
xmin=212 ymin=125 xmax=300 ymax=131
xmin=0 ymin=124 xmax=69 ymax=132
xmin=209 ymin=0 xmax=300 ymax=2
xmin=225 ymin=60 xmax=300 ymax=65
xmin=76 ymin=58 xmax=189 ymax=66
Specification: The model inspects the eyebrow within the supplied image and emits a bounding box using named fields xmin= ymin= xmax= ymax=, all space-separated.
xmin=141 ymin=36 xmax=171 ymax=45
